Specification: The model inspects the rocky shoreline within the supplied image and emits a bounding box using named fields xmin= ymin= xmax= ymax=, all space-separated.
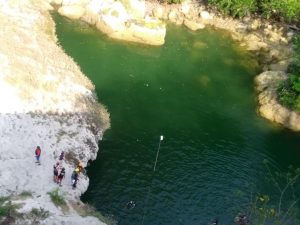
xmin=0 ymin=0 xmax=299 ymax=224
xmin=0 ymin=0 xmax=109 ymax=224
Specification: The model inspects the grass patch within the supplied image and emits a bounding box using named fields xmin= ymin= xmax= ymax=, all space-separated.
xmin=47 ymin=188 xmax=66 ymax=207
xmin=0 ymin=196 xmax=21 ymax=224
xmin=206 ymin=0 xmax=300 ymax=21
xmin=29 ymin=207 xmax=49 ymax=220
xmin=19 ymin=191 xmax=32 ymax=198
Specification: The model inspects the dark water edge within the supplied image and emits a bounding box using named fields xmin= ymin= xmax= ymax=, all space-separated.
xmin=53 ymin=14 xmax=300 ymax=225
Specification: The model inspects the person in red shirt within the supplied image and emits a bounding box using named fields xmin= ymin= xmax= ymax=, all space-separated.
xmin=35 ymin=146 xmax=41 ymax=165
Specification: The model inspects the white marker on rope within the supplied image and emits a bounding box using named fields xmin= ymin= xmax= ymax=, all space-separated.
xmin=153 ymin=135 xmax=164 ymax=172
xmin=141 ymin=135 xmax=164 ymax=225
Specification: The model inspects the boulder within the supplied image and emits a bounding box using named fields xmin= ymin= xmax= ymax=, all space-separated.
xmin=58 ymin=5 xmax=85 ymax=19
xmin=62 ymin=0 xmax=90 ymax=6
xmin=255 ymin=71 xmax=286 ymax=92
xmin=250 ymin=19 xmax=261 ymax=30
xmin=184 ymin=19 xmax=205 ymax=31
xmin=50 ymin=0 xmax=63 ymax=5
xmin=168 ymin=10 xmax=178 ymax=23
xmin=200 ymin=11 xmax=211 ymax=20
xmin=244 ymin=34 xmax=267 ymax=51
xmin=84 ymin=0 xmax=114 ymax=15
xmin=153 ymin=6 xmax=164 ymax=19
xmin=269 ymin=60 xmax=290 ymax=72
xmin=181 ymin=1 xmax=191 ymax=16
xmin=97 ymin=1 xmax=128 ymax=32
xmin=125 ymin=0 xmax=146 ymax=19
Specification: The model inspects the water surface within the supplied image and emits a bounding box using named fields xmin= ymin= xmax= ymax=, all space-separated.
xmin=54 ymin=15 xmax=300 ymax=225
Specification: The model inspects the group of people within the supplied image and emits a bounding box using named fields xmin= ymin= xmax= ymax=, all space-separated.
xmin=53 ymin=152 xmax=66 ymax=186
xmin=34 ymin=146 xmax=83 ymax=189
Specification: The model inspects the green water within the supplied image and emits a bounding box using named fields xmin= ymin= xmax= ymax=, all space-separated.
xmin=54 ymin=15 xmax=300 ymax=225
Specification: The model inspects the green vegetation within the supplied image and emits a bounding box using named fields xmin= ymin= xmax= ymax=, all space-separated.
xmin=166 ymin=0 xmax=182 ymax=4
xmin=235 ymin=161 xmax=300 ymax=224
xmin=261 ymin=0 xmax=300 ymax=21
xmin=158 ymin=0 xmax=300 ymax=21
xmin=19 ymin=191 xmax=33 ymax=198
xmin=208 ymin=0 xmax=257 ymax=18
xmin=250 ymin=161 xmax=300 ymax=224
xmin=27 ymin=207 xmax=50 ymax=222
xmin=0 ymin=196 xmax=21 ymax=224
xmin=277 ymin=36 xmax=300 ymax=112
xmin=47 ymin=188 xmax=66 ymax=207
xmin=206 ymin=0 xmax=300 ymax=21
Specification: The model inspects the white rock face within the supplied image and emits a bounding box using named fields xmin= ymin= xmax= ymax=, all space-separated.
xmin=126 ymin=0 xmax=145 ymax=19
xmin=200 ymin=11 xmax=211 ymax=20
xmin=62 ymin=0 xmax=90 ymax=5
xmin=0 ymin=0 xmax=109 ymax=224
xmin=58 ymin=5 xmax=86 ymax=19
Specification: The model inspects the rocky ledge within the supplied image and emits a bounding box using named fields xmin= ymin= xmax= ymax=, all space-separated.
xmin=255 ymin=71 xmax=300 ymax=131
xmin=53 ymin=0 xmax=166 ymax=45
xmin=0 ymin=0 xmax=109 ymax=224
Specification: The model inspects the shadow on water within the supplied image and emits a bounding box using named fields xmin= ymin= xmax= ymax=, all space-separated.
xmin=53 ymin=14 xmax=300 ymax=225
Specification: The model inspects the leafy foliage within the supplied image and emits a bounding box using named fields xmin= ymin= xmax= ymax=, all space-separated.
xmin=208 ymin=0 xmax=257 ymax=18
xmin=47 ymin=188 xmax=66 ymax=207
xmin=206 ymin=0 xmax=300 ymax=21
xmin=261 ymin=0 xmax=300 ymax=21
xmin=277 ymin=36 xmax=300 ymax=112
xmin=0 ymin=197 xmax=20 ymax=223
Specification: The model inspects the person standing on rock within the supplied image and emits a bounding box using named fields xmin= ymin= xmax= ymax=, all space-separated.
xmin=35 ymin=146 xmax=41 ymax=165
xmin=53 ymin=163 xmax=59 ymax=183
xmin=71 ymin=169 xmax=79 ymax=189
xmin=59 ymin=151 xmax=64 ymax=161
xmin=57 ymin=167 xmax=65 ymax=187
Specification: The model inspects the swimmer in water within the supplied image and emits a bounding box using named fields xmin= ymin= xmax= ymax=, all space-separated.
xmin=126 ymin=201 xmax=135 ymax=209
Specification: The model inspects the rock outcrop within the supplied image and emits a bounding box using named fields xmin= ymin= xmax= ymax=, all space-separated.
xmin=256 ymin=71 xmax=300 ymax=131
xmin=0 ymin=0 xmax=109 ymax=224
xmin=53 ymin=0 xmax=166 ymax=45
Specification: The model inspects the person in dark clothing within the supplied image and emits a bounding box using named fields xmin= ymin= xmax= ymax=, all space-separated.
xmin=53 ymin=163 xmax=59 ymax=183
xmin=71 ymin=170 xmax=79 ymax=189
xmin=59 ymin=151 xmax=65 ymax=161
xmin=126 ymin=201 xmax=135 ymax=209
xmin=57 ymin=167 xmax=65 ymax=186
xmin=35 ymin=146 xmax=41 ymax=165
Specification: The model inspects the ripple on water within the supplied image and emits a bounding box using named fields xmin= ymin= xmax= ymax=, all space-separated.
xmin=54 ymin=15 xmax=300 ymax=225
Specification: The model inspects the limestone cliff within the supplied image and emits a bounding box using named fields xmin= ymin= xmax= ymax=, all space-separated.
xmin=0 ymin=0 xmax=109 ymax=224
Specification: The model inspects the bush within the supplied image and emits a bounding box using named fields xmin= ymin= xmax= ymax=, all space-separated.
xmin=0 ymin=199 xmax=20 ymax=220
xmin=261 ymin=0 xmax=300 ymax=21
xmin=47 ymin=188 xmax=66 ymax=207
xmin=277 ymin=36 xmax=300 ymax=112
xmin=208 ymin=0 xmax=257 ymax=17
xmin=206 ymin=0 xmax=300 ymax=21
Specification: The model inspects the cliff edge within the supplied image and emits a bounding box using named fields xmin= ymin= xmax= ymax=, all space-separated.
xmin=0 ymin=0 xmax=109 ymax=224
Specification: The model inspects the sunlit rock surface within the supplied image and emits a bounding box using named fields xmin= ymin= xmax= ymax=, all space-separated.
xmin=55 ymin=0 xmax=166 ymax=45
xmin=0 ymin=0 xmax=109 ymax=224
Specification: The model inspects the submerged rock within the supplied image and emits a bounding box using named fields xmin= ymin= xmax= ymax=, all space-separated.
xmin=184 ymin=19 xmax=205 ymax=31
